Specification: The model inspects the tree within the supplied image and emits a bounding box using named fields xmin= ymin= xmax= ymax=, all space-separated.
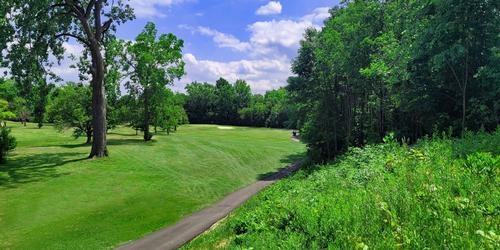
xmin=0 ymin=99 xmax=16 ymax=163
xmin=153 ymin=89 xmax=189 ymax=134
xmin=286 ymin=0 xmax=499 ymax=162
xmin=13 ymin=97 xmax=30 ymax=126
xmin=239 ymin=94 xmax=267 ymax=127
xmin=412 ymin=0 xmax=499 ymax=135
xmin=185 ymin=82 xmax=217 ymax=124
xmin=33 ymin=80 xmax=54 ymax=128
xmin=115 ymin=94 xmax=142 ymax=135
xmin=264 ymin=88 xmax=289 ymax=128
xmin=0 ymin=79 xmax=19 ymax=103
xmin=3 ymin=0 xmax=134 ymax=158
xmin=123 ymin=22 xmax=185 ymax=141
xmin=215 ymin=78 xmax=238 ymax=124
xmin=234 ymin=80 xmax=252 ymax=110
xmin=47 ymin=83 xmax=93 ymax=144
xmin=74 ymin=37 xmax=126 ymax=131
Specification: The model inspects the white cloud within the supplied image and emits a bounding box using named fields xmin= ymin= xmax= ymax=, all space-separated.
xmin=248 ymin=19 xmax=313 ymax=49
xmin=62 ymin=42 xmax=84 ymax=56
xmin=49 ymin=42 xmax=84 ymax=82
xmin=256 ymin=1 xmax=282 ymax=16
xmin=176 ymin=7 xmax=332 ymax=93
xmin=178 ymin=53 xmax=291 ymax=93
xmin=128 ymin=0 xmax=187 ymax=18
xmin=195 ymin=26 xmax=251 ymax=52
xmin=301 ymin=7 xmax=330 ymax=23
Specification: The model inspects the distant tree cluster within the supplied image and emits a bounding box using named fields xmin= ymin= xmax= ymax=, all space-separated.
xmin=184 ymin=78 xmax=294 ymax=128
xmin=289 ymin=0 xmax=499 ymax=161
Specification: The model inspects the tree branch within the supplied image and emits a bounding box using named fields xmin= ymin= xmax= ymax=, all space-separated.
xmin=101 ymin=19 xmax=113 ymax=36
xmin=65 ymin=0 xmax=85 ymax=17
xmin=55 ymin=33 xmax=90 ymax=46
xmin=85 ymin=0 xmax=97 ymax=18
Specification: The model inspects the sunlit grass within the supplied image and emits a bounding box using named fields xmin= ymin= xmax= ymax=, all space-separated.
xmin=0 ymin=122 xmax=304 ymax=249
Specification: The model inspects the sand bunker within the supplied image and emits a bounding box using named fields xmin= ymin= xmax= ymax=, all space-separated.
xmin=217 ymin=126 xmax=235 ymax=130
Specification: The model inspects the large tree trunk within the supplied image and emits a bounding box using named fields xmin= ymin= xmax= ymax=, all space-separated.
xmin=89 ymin=41 xmax=108 ymax=158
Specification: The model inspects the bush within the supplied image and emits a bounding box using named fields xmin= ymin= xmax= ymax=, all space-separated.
xmin=0 ymin=126 xmax=16 ymax=163
xmin=184 ymin=129 xmax=500 ymax=249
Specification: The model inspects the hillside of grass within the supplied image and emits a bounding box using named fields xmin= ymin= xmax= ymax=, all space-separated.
xmin=185 ymin=130 xmax=500 ymax=249
xmin=0 ymin=123 xmax=304 ymax=250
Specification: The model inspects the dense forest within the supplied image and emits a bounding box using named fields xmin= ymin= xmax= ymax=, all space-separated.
xmin=288 ymin=0 xmax=499 ymax=161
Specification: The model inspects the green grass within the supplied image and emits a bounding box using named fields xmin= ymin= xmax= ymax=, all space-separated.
xmin=0 ymin=122 xmax=304 ymax=249
xmin=185 ymin=130 xmax=500 ymax=249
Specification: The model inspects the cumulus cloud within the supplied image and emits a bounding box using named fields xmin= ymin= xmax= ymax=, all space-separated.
xmin=248 ymin=19 xmax=313 ymax=49
xmin=176 ymin=7 xmax=332 ymax=93
xmin=128 ymin=0 xmax=187 ymax=18
xmin=256 ymin=1 xmax=282 ymax=16
xmin=301 ymin=7 xmax=331 ymax=23
xmin=191 ymin=26 xmax=251 ymax=52
xmin=49 ymin=42 xmax=84 ymax=82
xmin=178 ymin=53 xmax=291 ymax=93
xmin=249 ymin=7 xmax=330 ymax=50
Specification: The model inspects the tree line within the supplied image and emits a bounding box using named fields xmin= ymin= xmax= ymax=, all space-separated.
xmin=184 ymin=78 xmax=293 ymax=128
xmin=287 ymin=0 xmax=499 ymax=161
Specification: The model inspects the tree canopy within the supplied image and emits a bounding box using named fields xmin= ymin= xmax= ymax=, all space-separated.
xmin=122 ymin=22 xmax=185 ymax=141
xmin=288 ymin=0 xmax=499 ymax=161
xmin=1 ymin=0 xmax=135 ymax=158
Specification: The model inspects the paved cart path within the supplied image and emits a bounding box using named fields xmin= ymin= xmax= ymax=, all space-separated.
xmin=116 ymin=161 xmax=302 ymax=250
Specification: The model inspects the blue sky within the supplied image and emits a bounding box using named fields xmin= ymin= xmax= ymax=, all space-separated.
xmin=58 ymin=0 xmax=340 ymax=93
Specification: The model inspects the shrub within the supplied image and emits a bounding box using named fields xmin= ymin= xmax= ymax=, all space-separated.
xmin=0 ymin=126 xmax=16 ymax=163
xmin=184 ymin=129 xmax=500 ymax=249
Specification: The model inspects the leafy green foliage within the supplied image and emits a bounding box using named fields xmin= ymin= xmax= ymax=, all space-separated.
xmin=0 ymin=126 xmax=16 ymax=163
xmin=185 ymin=80 xmax=293 ymax=128
xmin=123 ymin=22 xmax=185 ymax=141
xmin=288 ymin=0 xmax=499 ymax=161
xmin=186 ymin=129 xmax=500 ymax=249
xmin=46 ymin=83 xmax=93 ymax=143
xmin=152 ymin=88 xmax=189 ymax=134
xmin=1 ymin=0 xmax=135 ymax=158
xmin=0 ymin=99 xmax=16 ymax=163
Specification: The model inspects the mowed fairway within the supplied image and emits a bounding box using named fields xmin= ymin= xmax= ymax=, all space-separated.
xmin=0 ymin=123 xmax=304 ymax=249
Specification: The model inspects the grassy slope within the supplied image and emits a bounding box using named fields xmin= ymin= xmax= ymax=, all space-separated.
xmin=0 ymin=123 xmax=304 ymax=249
xmin=185 ymin=130 xmax=500 ymax=249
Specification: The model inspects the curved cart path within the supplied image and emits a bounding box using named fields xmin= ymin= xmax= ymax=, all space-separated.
xmin=116 ymin=161 xmax=302 ymax=250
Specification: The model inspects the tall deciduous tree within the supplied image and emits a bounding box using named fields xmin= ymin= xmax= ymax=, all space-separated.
xmin=123 ymin=22 xmax=185 ymax=141
xmin=2 ymin=0 xmax=134 ymax=158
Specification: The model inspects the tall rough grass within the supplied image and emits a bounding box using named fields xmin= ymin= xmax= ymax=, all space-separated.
xmin=185 ymin=129 xmax=500 ymax=249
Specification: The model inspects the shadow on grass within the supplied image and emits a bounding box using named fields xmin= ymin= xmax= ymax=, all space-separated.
xmin=107 ymin=138 xmax=156 ymax=146
xmin=107 ymin=131 xmax=139 ymax=137
xmin=36 ymin=138 xmax=155 ymax=149
xmin=257 ymin=152 xmax=305 ymax=181
xmin=56 ymin=143 xmax=90 ymax=149
xmin=280 ymin=152 xmax=305 ymax=165
xmin=0 ymin=152 xmax=86 ymax=189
